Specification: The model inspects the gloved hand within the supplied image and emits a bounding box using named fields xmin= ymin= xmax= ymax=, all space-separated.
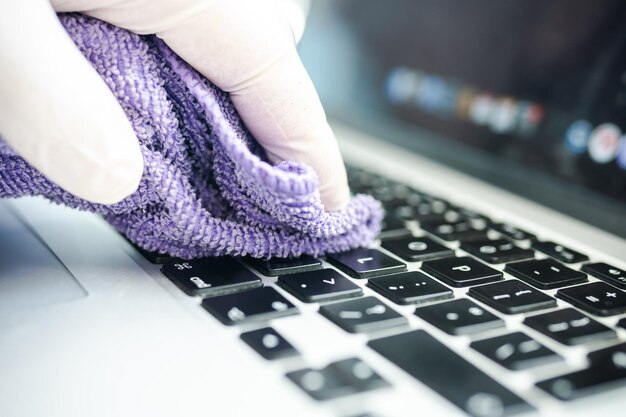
xmin=0 ymin=0 xmax=350 ymax=211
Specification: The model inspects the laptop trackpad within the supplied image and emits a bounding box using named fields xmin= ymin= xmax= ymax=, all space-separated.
xmin=0 ymin=203 xmax=87 ymax=314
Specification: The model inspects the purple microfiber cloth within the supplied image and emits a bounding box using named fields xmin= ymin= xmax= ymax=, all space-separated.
xmin=0 ymin=13 xmax=382 ymax=259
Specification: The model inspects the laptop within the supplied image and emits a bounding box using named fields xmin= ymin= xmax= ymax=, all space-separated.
xmin=1 ymin=1 xmax=626 ymax=416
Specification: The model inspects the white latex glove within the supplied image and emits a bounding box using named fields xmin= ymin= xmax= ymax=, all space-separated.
xmin=0 ymin=0 xmax=350 ymax=210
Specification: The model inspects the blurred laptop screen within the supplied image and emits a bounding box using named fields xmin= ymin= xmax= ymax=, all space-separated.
xmin=300 ymin=0 xmax=626 ymax=203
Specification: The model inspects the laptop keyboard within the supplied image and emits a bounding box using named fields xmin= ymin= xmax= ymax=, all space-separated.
xmin=143 ymin=165 xmax=626 ymax=417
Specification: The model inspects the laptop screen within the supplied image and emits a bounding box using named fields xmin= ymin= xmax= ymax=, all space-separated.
xmin=299 ymin=0 xmax=626 ymax=233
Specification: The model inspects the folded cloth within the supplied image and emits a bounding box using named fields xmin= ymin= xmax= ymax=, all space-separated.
xmin=0 ymin=13 xmax=381 ymax=259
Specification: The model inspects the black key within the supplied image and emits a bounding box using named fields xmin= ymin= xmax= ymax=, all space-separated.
xmin=201 ymin=286 xmax=298 ymax=325
xmin=441 ymin=208 xmax=464 ymax=224
xmin=161 ymin=257 xmax=262 ymax=297
xmin=327 ymin=248 xmax=407 ymax=279
xmin=461 ymin=239 xmax=534 ymax=264
xmin=423 ymin=196 xmax=450 ymax=210
xmin=471 ymin=332 xmax=562 ymax=370
xmin=328 ymin=357 xmax=390 ymax=392
xmin=588 ymin=342 xmax=626 ymax=364
xmin=537 ymin=343 xmax=626 ymax=401
xmin=368 ymin=271 xmax=453 ymax=305
xmin=618 ymin=318 xmax=626 ymax=330
xmin=368 ymin=330 xmax=532 ymax=417
xmin=556 ymin=282 xmax=626 ymax=317
xmin=286 ymin=367 xmax=355 ymax=401
xmin=374 ymin=183 xmax=420 ymax=210
xmin=414 ymin=298 xmax=504 ymax=335
xmin=452 ymin=211 xmax=490 ymax=231
xmin=531 ymin=241 xmax=588 ymax=264
xmin=504 ymin=258 xmax=587 ymax=290
xmin=421 ymin=220 xmax=488 ymax=242
xmin=422 ymin=256 xmax=503 ymax=287
xmin=277 ymin=269 xmax=362 ymax=303
xmin=490 ymin=223 xmax=535 ymax=241
xmin=523 ymin=308 xmax=616 ymax=346
xmin=379 ymin=214 xmax=412 ymax=239
xmin=582 ymin=262 xmax=626 ymax=290
xmin=394 ymin=202 xmax=446 ymax=224
xmin=457 ymin=208 xmax=491 ymax=224
xmin=287 ymin=358 xmax=388 ymax=401
xmin=240 ymin=327 xmax=298 ymax=360
xmin=319 ymin=296 xmax=407 ymax=333
xmin=381 ymin=236 xmax=454 ymax=262
xmin=245 ymin=255 xmax=322 ymax=276
xmin=468 ymin=280 xmax=556 ymax=315
xmin=380 ymin=214 xmax=410 ymax=236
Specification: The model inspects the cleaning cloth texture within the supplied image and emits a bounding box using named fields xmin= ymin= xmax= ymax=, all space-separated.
xmin=0 ymin=14 xmax=382 ymax=259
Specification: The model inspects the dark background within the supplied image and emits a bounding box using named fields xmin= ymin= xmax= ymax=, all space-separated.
xmin=298 ymin=0 xmax=626 ymax=236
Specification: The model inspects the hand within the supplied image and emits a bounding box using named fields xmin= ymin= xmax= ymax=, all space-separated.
xmin=0 ymin=0 xmax=350 ymax=210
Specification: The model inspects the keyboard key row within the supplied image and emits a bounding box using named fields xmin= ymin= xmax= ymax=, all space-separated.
xmin=348 ymin=167 xmax=601 ymax=274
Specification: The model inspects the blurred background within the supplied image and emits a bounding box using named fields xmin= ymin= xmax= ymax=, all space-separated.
xmin=297 ymin=0 xmax=626 ymax=211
